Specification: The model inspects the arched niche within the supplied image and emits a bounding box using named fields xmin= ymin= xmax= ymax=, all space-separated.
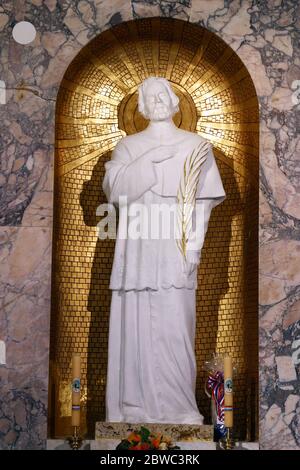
xmin=49 ymin=17 xmax=259 ymax=440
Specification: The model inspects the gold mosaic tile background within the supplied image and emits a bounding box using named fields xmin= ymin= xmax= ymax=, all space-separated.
xmin=49 ymin=18 xmax=259 ymax=440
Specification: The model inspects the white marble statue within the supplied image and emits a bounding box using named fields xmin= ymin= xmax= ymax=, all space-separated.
xmin=102 ymin=77 xmax=226 ymax=424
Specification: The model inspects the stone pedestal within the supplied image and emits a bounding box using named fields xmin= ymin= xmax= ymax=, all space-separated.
xmin=91 ymin=439 xmax=216 ymax=450
xmin=95 ymin=422 xmax=214 ymax=441
xmin=46 ymin=438 xmax=259 ymax=450
xmin=47 ymin=422 xmax=258 ymax=451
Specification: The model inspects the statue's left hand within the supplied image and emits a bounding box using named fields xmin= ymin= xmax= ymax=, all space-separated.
xmin=184 ymin=261 xmax=197 ymax=276
xmin=184 ymin=251 xmax=201 ymax=276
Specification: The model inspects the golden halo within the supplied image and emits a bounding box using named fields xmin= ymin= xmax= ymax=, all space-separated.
xmin=56 ymin=17 xmax=259 ymax=182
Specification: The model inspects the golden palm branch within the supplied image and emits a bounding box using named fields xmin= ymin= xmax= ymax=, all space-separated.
xmin=176 ymin=140 xmax=211 ymax=261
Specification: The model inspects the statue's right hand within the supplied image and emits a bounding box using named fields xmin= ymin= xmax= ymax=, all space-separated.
xmin=149 ymin=145 xmax=175 ymax=163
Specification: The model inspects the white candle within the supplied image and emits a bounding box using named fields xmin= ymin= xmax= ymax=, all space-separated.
xmin=224 ymin=356 xmax=233 ymax=428
xmin=71 ymin=354 xmax=81 ymax=427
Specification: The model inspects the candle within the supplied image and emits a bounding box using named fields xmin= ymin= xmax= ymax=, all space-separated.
xmin=71 ymin=353 xmax=81 ymax=427
xmin=224 ymin=355 xmax=233 ymax=428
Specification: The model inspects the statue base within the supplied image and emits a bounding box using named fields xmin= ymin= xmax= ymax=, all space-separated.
xmin=95 ymin=421 xmax=213 ymax=442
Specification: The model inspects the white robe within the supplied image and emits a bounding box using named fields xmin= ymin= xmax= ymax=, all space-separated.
xmin=102 ymin=131 xmax=226 ymax=424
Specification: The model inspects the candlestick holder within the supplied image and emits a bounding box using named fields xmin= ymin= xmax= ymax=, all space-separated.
xmin=67 ymin=426 xmax=83 ymax=450
xmin=219 ymin=427 xmax=235 ymax=450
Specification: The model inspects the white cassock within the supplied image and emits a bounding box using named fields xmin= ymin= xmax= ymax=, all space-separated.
xmin=102 ymin=131 xmax=226 ymax=424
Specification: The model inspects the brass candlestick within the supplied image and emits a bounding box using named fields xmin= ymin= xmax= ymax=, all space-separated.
xmin=219 ymin=427 xmax=235 ymax=450
xmin=67 ymin=426 xmax=83 ymax=450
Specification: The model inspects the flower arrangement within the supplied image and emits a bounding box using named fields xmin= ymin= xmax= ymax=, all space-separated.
xmin=115 ymin=426 xmax=180 ymax=450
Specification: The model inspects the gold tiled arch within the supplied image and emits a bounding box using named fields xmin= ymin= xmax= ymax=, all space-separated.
xmin=50 ymin=17 xmax=259 ymax=439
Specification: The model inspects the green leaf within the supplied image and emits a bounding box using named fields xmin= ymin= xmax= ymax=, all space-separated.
xmin=140 ymin=426 xmax=151 ymax=442
xmin=115 ymin=439 xmax=131 ymax=450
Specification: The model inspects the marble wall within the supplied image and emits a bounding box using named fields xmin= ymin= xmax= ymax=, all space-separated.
xmin=0 ymin=0 xmax=299 ymax=449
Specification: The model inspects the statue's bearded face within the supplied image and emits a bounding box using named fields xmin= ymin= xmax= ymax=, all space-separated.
xmin=144 ymin=82 xmax=173 ymax=121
